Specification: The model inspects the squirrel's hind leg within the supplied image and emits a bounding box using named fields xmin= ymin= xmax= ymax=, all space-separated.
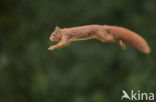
xmin=95 ymin=31 xmax=116 ymax=42
xmin=119 ymin=40 xmax=126 ymax=50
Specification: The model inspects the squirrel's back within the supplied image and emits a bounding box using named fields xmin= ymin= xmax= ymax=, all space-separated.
xmin=105 ymin=25 xmax=151 ymax=54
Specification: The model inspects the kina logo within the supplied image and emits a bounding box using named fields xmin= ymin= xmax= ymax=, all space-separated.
xmin=121 ymin=90 xmax=154 ymax=101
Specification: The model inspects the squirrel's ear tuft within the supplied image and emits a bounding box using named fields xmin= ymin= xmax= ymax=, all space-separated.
xmin=55 ymin=25 xmax=60 ymax=30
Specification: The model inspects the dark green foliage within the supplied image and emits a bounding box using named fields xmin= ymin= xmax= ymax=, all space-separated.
xmin=0 ymin=0 xmax=156 ymax=102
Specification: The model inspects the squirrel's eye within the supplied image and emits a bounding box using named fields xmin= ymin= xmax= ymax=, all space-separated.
xmin=53 ymin=34 xmax=56 ymax=36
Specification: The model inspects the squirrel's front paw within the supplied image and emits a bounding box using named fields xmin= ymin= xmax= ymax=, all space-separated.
xmin=48 ymin=46 xmax=56 ymax=51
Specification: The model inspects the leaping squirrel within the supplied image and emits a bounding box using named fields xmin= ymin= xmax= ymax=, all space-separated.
xmin=48 ymin=25 xmax=151 ymax=54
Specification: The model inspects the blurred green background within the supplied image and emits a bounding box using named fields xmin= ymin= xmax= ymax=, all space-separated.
xmin=0 ymin=0 xmax=156 ymax=102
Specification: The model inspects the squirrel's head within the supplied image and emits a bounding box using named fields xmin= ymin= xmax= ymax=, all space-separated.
xmin=50 ymin=26 xmax=61 ymax=41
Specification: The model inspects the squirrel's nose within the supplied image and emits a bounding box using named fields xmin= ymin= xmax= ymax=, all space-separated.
xmin=50 ymin=37 xmax=53 ymax=41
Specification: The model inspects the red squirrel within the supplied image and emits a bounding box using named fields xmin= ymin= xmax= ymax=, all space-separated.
xmin=48 ymin=25 xmax=151 ymax=54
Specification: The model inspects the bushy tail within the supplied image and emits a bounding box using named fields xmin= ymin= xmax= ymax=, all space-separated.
xmin=107 ymin=26 xmax=151 ymax=54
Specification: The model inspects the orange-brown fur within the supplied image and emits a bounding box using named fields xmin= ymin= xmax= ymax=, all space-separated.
xmin=49 ymin=25 xmax=151 ymax=54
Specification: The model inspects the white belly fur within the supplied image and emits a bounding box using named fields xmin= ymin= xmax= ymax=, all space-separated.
xmin=72 ymin=38 xmax=93 ymax=41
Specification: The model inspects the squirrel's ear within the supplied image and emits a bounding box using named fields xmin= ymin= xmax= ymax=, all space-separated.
xmin=55 ymin=25 xmax=60 ymax=31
